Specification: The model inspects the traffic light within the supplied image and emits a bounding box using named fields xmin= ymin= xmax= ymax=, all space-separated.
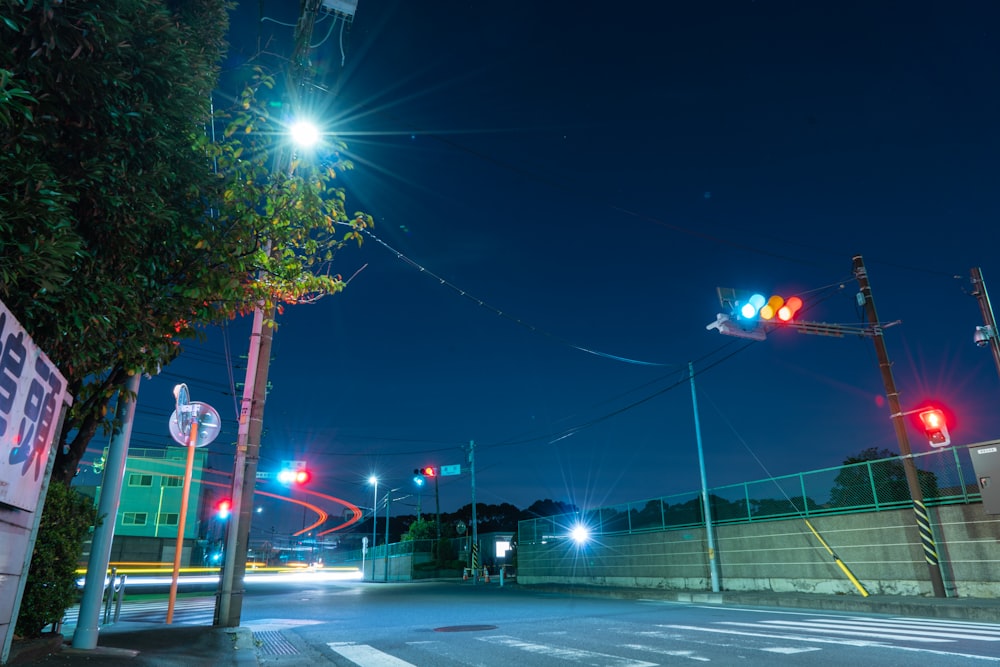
xmin=277 ymin=468 xmax=311 ymax=484
xmin=278 ymin=460 xmax=311 ymax=485
xmin=414 ymin=466 xmax=437 ymax=478
xmin=216 ymin=498 xmax=232 ymax=519
xmin=739 ymin=292 xmax=803 ymax=323
xmin=918 ymin=408 xmax=951 ymax=448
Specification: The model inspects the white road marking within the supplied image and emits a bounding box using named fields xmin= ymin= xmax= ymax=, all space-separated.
xmin=478 ymin=635 xmax=657 ymax=666
xmin=757 ymin=618 xmax=1000 ymax=641
xmin=719 ymin=621 xmax=948 ymax=643
xmin=761 ymin=647 xmax=822 ymax=654
xmin=327 ymin=642 xmax=418 ymax=667
xmin=618 ymin=643 xmax=712 ymax=662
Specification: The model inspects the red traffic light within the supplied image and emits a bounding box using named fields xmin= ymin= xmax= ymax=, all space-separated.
xmin=278 ymin=468 xmax=311 ymax=484
xmin=421 ymin=466 xmax=436 ymax=477
xmin=918 ymin=408 xmax=951 ymax=448
xmin=216 ymin=499 xmax=232 ymax=519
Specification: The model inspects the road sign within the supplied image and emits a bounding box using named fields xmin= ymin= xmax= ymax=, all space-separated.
xmin=440 ymin=464 xmax=461 ymax=476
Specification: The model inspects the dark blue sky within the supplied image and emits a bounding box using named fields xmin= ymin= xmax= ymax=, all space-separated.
xmin=99 ymin=1 xmax=1000 ymax=520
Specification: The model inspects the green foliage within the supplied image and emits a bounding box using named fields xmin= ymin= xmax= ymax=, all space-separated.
xmin=1 ymin=0 xmax=370 ymax=484
xmin=401 ymin=518 xmax=436 ymax=542
xmin=15 ymin=483 xmax=98 ymax=638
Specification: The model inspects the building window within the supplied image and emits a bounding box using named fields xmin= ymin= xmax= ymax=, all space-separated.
xmin=128 ymin=473 xmax=153 ymax=487
xmin=162 ymin=475 xmax=182 ymax=487
xmin=157 ymin=513 xmax=179 ymax=526
xmin=122 ymin=512 xmax=148 ymax=526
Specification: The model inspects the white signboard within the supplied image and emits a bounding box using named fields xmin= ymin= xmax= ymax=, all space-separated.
xmin=0 ymin=304 xmax=70 ymax=512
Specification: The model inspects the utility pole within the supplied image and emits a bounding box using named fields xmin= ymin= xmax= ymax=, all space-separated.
xmin=853 ymin=255 xmax=947 ymax=598
xmin=469 ymin=440 xmax=478 ymax=583
xmin=433 ymin=469 xmax=441 ymax=541
xmin=970 ymin=267 xmax=1000 ymax=382
xmin=688 ymin=362 xmax=720 ymax=593
xmin=216 ymin=0 xmax=325 ymax=628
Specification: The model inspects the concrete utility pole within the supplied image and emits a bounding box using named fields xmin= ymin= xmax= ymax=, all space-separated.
xmin=853 ymin=255 xmax=947 ymax=598
xmin=688 ymin=362 xmax=720 ymax=593
xmin=216 ymin=1 xmax=325 ymax=627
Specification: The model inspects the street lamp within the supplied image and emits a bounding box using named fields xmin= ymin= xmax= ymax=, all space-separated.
xmin=368 ymin=475 xmax=378 ymax=581
xmin=288 ymin=119 xmax=321 ymax=149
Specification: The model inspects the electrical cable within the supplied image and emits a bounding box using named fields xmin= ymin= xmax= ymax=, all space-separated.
xmin=356 ymin=225 xmax=670 ymax=367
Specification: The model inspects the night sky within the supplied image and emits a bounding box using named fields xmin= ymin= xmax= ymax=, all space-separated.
xmin=88 ymin=1 xmax=1000 ymax=524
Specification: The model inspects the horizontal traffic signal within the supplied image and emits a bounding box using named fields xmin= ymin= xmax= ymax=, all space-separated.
xmin=216 ymin=499 xmax=232 ymax=519
xmin=277 ymin=468 xmax=311 ymax=484
xmin=413 ymin=466 xmax=437 ymax=477
xmin=739 ymin=293 xmax=803 ymax=322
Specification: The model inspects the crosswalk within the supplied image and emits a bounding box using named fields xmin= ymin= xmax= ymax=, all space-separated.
xmin=319 ymin=614 xmax=1000 ymax=666
xmin=61 ymin=596 xmax=217 ymax=628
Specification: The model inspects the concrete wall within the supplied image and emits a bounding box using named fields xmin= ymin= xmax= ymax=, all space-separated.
xmin=518 ymin=503 xmax=1000 ymax=598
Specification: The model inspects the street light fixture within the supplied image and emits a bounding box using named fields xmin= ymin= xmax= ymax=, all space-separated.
xmin=289 ymin=119 xmax=320 ymax=149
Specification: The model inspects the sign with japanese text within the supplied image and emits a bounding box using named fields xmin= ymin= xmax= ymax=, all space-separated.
xmin=0 ymin=301 xmax=70 ymax=512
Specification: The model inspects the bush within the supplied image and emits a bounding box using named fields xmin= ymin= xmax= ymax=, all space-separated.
xmin=15 ymin=483 xmax=97 ymax=638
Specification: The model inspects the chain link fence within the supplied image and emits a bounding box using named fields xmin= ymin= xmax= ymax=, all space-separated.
xmin=520 ymin=444 xmax=989 ymax=543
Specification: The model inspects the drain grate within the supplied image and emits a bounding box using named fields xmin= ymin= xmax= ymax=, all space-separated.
xmin=255 ymin=630 xmax=301 ymax=656
xmin=434 ymin=625 xmax=498 ymax=632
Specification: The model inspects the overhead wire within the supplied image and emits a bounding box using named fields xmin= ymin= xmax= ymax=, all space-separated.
xmin=356 ymin=225 xmax=670 ymax=367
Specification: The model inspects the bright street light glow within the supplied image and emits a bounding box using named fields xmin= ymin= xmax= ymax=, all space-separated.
xmin=570 ymin=524 xmax=590 ymax=545
xmin=289 ymin=120 xmax=320 ymax=148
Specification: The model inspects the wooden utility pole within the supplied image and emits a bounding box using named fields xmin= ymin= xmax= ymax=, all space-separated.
xmin=853 ymin=255 xmax=947 ymax=598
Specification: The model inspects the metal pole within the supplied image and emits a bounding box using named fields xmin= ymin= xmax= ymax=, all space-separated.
xmin=470 ymin=440 xmax=478 ymax=584
xmin=434 ymin=473 xmax=441 ymax=541
xmin=167 ymin=420 xmax=199 ymax=622
xmin=383 ymin=491 xmax=391 ymax=582
xmin=971 ymin=267 xmax=1000 ymax=382
xmin=689 ymin=362 xmax=720 ymax=592
xmin=371 ymin=478 xmax=378 ymax=581
xmin=853 ymin=255 xmax=947 ymax=597
xmin=73 ymin=373 xmax=140 ymax=649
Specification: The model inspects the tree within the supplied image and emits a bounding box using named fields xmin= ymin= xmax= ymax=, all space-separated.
xmin=829 ymin=447 xmax=938 ymax=509
xmin=401 ymin=518 xmax=436 ymax=542
xmin=1 ymin=0 xmax=371 ymax=484
xmin=14 ymin=483 xmax=97 ymax=637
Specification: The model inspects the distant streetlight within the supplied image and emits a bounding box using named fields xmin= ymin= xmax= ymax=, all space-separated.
xmin=368 ymin=475 xmax=378 ymax=581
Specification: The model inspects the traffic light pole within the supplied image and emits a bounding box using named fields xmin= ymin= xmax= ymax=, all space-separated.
xmin=853 ymin=255 xmax=947 ymax=598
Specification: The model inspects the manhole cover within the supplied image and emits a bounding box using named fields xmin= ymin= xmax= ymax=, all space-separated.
xmin=434 ymin=625 xmax=498 ymax=632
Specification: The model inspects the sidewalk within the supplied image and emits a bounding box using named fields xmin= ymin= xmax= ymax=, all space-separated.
xmin=9 ymin=623 xmax=257 ymax=666
xmin=10 ymin=583 xmax=1000 ymax=665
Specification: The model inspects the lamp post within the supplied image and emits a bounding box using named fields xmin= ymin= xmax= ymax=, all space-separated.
xmin=368 ymin=475 xmax=378 ymax=581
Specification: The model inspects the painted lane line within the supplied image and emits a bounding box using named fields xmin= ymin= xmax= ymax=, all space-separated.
xmin=478 ymin=635 xmax=657 ymax=666
xmin=719 ymin=621 xmax=948 ymax=643
xmin=327 ymin=642 xmax=418 ymax=667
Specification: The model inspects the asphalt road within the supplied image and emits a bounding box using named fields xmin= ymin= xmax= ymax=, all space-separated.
xmin=234 ymin=580 xmax=1000 ymax=666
